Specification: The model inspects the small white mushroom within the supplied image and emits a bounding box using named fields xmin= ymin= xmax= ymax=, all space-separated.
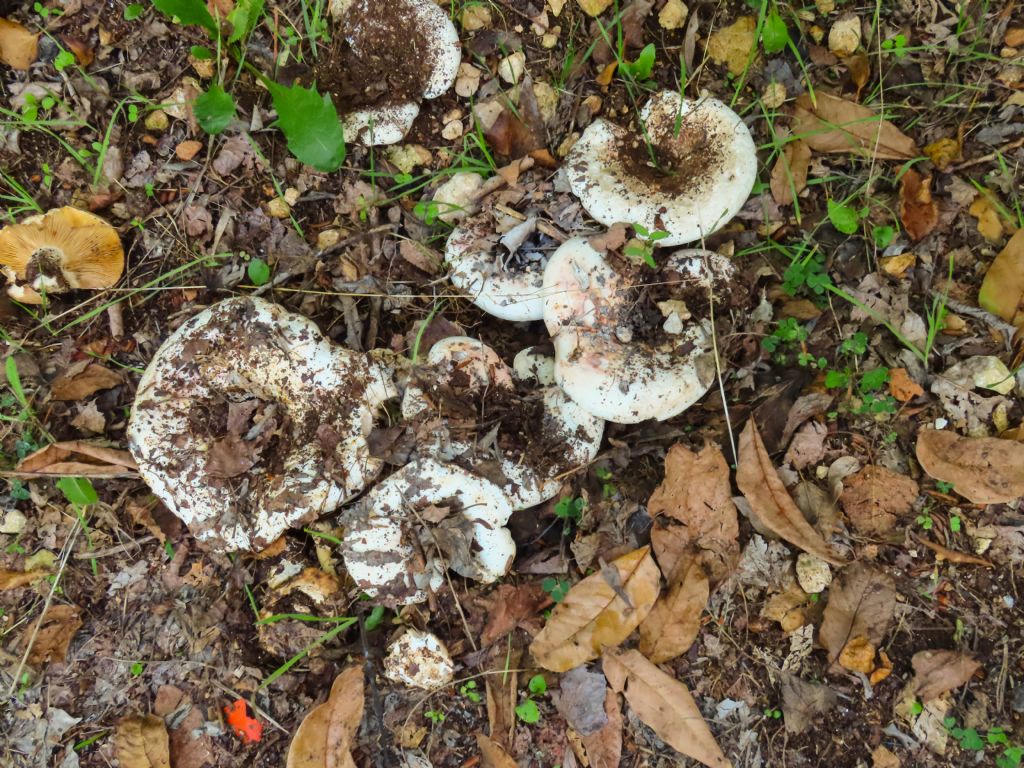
xmin=513 ymin=345 xmax=556 ymax=386
xmin=341 ymin=458 xmax=515 ymax=605
xmin=565 ymin=91 xmax=757 ymax=247
xmin=127 ymin=297 xmax=396 ymax=552
xmin=542 ymin=239 xmax=735 ymax=423
xmin=384 ymin=629 xmax=455 ymax=689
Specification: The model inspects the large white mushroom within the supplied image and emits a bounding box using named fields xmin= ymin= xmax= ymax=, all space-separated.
xmin=127 ymin=297 xmax=396 ymax=552
xmin=327 ymin=0 xmax=461 ymax=145
xmin=566 ymin=91 xmax=757 ymax=247
xmin=402 ymin=336 xmax=604 ymax=509
xmin=340 ymin=458 xmax=515 ymax=605
xmin=542 ymin=237 xmax=735 ymax=424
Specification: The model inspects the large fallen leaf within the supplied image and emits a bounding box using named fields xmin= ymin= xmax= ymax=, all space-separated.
xmin=839 ymin=465 xmax=920 ymax=536
xmin=50 ymin=361 xmax=123 ymax=401
xmin=286 ymin=666 xmax=364 ymax=768
xmin=770 ymin=139 xmax=811 ymax=205
xmin=915 ymin=429 xmax=1024 ymax=504
xmin=979 ymin=229 xmax=1024 ymax=327
xmin=736 ymin=421 xmax=846 ymax=566
xmin=530 ymin=547 xmax=660 ymax=672
xmin=0 ymin=18 xmax=39 ymax=70
xmin=647 ymin=443 xmax=740 ymax=584
xmin=638 ymin=559 xmax=709 ymax=663
xmin=779 ymin=672 xmax=837 ymax=735
xmin=581 ymin=689 xmax=622 ymax=768
xmin=791 ymin=92 xmax=918 ymax=160
xmin=23 ymin=603 xmax=82 ymax=665
xmin=898 ymin=168 xmax=939 ymax=241
xmin=819 ymin=563 xmax=895 ymax=671
xmin=910 ymin=649 xmax=980 ymax=702
xmin=602 ymin=649 xmax=730 ymax=768
xmin=16 ymin=440 xmax=138 ymax=477
xmin=115 ymin=714 xmax=171 ymax=768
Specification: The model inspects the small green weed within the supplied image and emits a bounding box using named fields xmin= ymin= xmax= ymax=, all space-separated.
xmin=515 ymin=674 xmax=548 ymax=724
xmin=542 ymin=577 xmax=571 ymax=603
xmin=425 ymin=709 xmax=445 ymax=724
xmin=625 ymin=224 xmax=669 ymax=268
xmin=943 ymin=717 xmax=1024 ymax=767
xmin=459 ymin=680 xmax=481 ymax=703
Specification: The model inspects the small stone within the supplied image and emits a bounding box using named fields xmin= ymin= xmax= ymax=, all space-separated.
xmin=576 ymin=0 xmax=612 ymax=16
xmin=175 ymin=140 xmax=203 ymax=161
xmin=815 ymin=0 xmax=835 ymax=12
xmin=533 ymin=81 xmax=559 ymax=124
xmin=556 ymin=132 xmax=579 ymax=157
xmin=657 ymin=299 xmax=691 ymax=321
xmin=454 ymin=63 xmax=482 ymax=98
xmin=541 ymin=32 xmax=559 ymax=48
xmin=384 ymin=630 xmax=454 ymax=689
xmin=658 ymin=0 xmax=688 ymax=30
xmin=762 ymin=81 xmax=787 ymax=109
xmin=432 ymin=172 xmax=484 ymax=224
xmin=441 ymin=120 xmax=463 ymax=140
xmin=266 ymin=197 xmax=291 ymax=219
xmin=386 ymin=144 xmax=432 ymax=174
xmin=828 ymin=14 xmax=861 ymax=56
xmin=144 ymin=109 xmax=169 ymax=132
xmin=317 ymin=229 xmax=343 ymax=250
xmin=795 ymin=553 xmax=832 ymax=594
xmin=460 ymin=4 xmax=492 ymax=30
xmin=283 ymin=187 xmax=300 ymax=206
xmin=498 ymin=51 xmax=526 ymax=85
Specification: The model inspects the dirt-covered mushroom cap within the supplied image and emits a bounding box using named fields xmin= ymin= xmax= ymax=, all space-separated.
xmin=0 ymin=207 xmax=123 ymax=303
xmin=341 ymin=458 xmax=515 ymax=605
xmin=513 ymin=345 xmax=556 ymax=386
xmin=127 ymin=297 xmax=396 ymax=552
xmin=542 ymin=242 xmax=735 ymax=423
xmin=325 ymin=0 xmax=461 ymax=146
xmin=566 ymin=91 xmax=757 ymax=247
xmin=384 ymin=629 xmax=455 ymax=689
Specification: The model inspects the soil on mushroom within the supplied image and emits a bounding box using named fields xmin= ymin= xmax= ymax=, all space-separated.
xmin=314 ymin=0 xmax=438 ymax=113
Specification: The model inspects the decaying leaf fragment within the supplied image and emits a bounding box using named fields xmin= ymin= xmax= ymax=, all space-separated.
xmin=581 ymin=689 xmax=622 ymax=768
xmin=736 ymin=421 xmax=846 ymax=566
xmin=476 ymin=733 xmax=518 ymax=768
xmin=23 ymin=603 xmax=82 ymax=665
xmin=898 ymin=168 xmax=939 ymax=241
xmin=0 ymin=568 xmax=49 ymax=590
xmin=839 ymin=465 xmax=919 ymax=536
xmin=819 ymin=563 xmax=895 ymax=672
xmin=638 ymin=559 xmax=709 ymax=663
xmin=915 ymin=429 xmax=1024 ymax=504
xmin=286 ymin=666 xmax=364 ymax=768
xmin=0 ymin=18 xmax=39 ymax=70
xmin=603 ymin=649 xmax=731 ymax=768
xmin=770 ymin=139 xmax=811 ymax=206
xmin=16 ymin=440 xmax=138 ymax=477
xmin=114 ymin=714 xmax=171 ymax=768
xmin=978 ymin=229 xmax=1024 ymax=328
xmin=779 ymin=672 xmax=837 ymax=735
xmin=50 ymin=361 xmax=124 ymax=401
xmin=790 ymin=92 xmax=918 ymax=160
xmin=911 ymin=649 xmax=981 ymax=702
xmin=530 ymin=547 xmax=660 ymax=672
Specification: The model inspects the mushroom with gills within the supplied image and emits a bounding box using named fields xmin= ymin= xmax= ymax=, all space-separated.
xmin=402 ymin=336 xmax=604 ymax=510
xmin=0 ymin=207 xmax=124 ymax=304
xmin=126 ymin=297 xmax=396 ymax=552
xmin=566 ymin=91 xmax=757 ymax=247
xmin=324 ymin=0 xmax=461 ymax=145
xmin=340 ymin=458 xmax=516 ymax=605
xmin=541 ymin=237 xmax=735 ymax=424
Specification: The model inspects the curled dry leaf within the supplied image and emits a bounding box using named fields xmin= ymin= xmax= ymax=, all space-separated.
xmin=114 ymin=714 xmax=171 ymax=768
xmin=16 ymin=440 xmax=138 ymax=477
xmin=915 ymin=428 xmax=1024 ymax=504
xmin=898 ymin=168 xmax=939 ymax=241
xmin=770 ymin=139 xmax=812 ymax=206
xmin=24 ymin=603 xmax=82 ymax=665
xmin=819 ymin=563 xmax=895 ymax=671
xmin=286 ymin=666 xmax=364 ymax=768
xmin=791 ymin=92 xmax=918 ymax=160
xmin=736 ymin=420 xmax=846 ymax=566
xmin=638 ymin=559 xmax=709 ymax=663
xmin=911 ymin=649 xmax=981 ymax=702
xmin=978 ymin=228 xmax=1024 ymax=327
xmin=603 ymin=649 xmax=731 ymax=768
xmin=839 ymin=465 xmax=920 ymax=536
xmin=530 ymin=547 xmax=660 ymax=672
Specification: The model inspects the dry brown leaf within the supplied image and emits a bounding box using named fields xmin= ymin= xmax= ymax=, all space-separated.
xmin=153 ymin=686 xmax=215 ymax=768
xmin=530 ymin=547 xmax=659 ymax=672
xmin=779 ymin=672 xmax=837 ymax=735
xmin=915 ymin=428 xmax=1024 ymax=504
xmin=911 ymin=649 xmax=981 ymax=702
xmin=969 ymin=194 xmax=1013 ymax=243
xmin=399 ymin=240 xmax=442 ymax=275
xmin=979 ymin=228 xmax=1024 ymax=327
xmin=480 ymin=583 xmax=551 ymax=646
xmin=913 ymin=535 xmax=993 ymax=568
xmin=23 ymin=603 xmax=82 ymax=665
xmin=819 ymin=563 xmax=895 ymax=671
xmin=16 ymin=440 xmax=138 ymax=477
xmin=647 ymin=443 xmax=740 ymax=584
xmin=790 ymin=92 xmax=918 ymax=160
xmin=770 ymin=139 xmax=811 ymax=205
xmin=485 ymin=645 xmax=520 ymax=751
xmin=888 ymin=367 xmax=924 ymax=402
xmin=603 ymin=649 xmax=731 ymax=768
xmin=638 ymin=559 xmax=709 ymax=663
xmin=115 ymin=714 xmax=171 ymax=768
xmin=50 ymin=362 xmax=123 ymax=401
xmin=477 ymin=733 xmax=518 ymax=768
xmin=839 ymin=465 xmax=920 ymax=536
xmin=0 ymin=568 xmax=48 ymax=590
xmin=705 ymin=16 xmax=757 ymax=76
xmin=581 ymin=689 xmax=622 ymax=768
xmin=286 ymin=666 xmax=364 ymax=768
xmin=898 ymin=168 xmax=939 ymax=241
xmin=736 ymin=420 xmax=846 ymax=566
xmin=871 ymin=744 xmax=901 ymax=768
xmin=0 ymin=18 xmax=39 ymax=70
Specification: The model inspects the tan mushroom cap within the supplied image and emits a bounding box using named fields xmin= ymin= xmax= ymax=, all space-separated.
xmin=0 ymin=207 xmax=124 ymax=303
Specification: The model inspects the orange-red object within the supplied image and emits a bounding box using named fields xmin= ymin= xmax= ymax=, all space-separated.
xmin=224 ymin=698 xmax=263 ymax=743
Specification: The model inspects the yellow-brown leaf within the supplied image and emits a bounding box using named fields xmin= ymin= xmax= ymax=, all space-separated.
xmin=979 ymin=228 xmax=1024 ymax=327
xmin=114 ymin=714 xmax=171 ymax=768
xmin=790 ymin=92 xmax=918 ymax=160
xmin=915 ymin=428 xmax=1024 ymax=504
xmin=286 ymin=666 xmax=364 ymax=768
xmin=638 ymin=560 xmax=709 ymax=663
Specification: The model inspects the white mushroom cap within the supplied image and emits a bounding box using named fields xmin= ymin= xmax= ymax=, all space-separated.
xmin=540 ymin=237 xmax=626 ymax=336
xmin=127 ymin=297 xmax=396 ymax=552
xmin=402 ymin=336 xmax=514 ymax=420
xmin=566 ymin=91 xmax=758 ymax=247
xmin=513 ymin=346 xmax=556 ymax=386
xmin=341 ymin=458 xmax=515 ymax=605
xmin=342 ymin=101 xmax=420 ymax=147
xmin=384 ymin=629 xmax=455 ymax=689
xmin=445 ymin=213 xmax=548 ymax=322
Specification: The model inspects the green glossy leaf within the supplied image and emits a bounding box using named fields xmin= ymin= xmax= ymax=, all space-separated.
xmin=627 ymin=43 xmax=656 ymax=80
xmin=247 ymin=258 xmax=271 ymax=286
xmin=528 ymin=674 xmax=547 ymax=695
xmin=267 ymin=81 xmax=346 ymax=172
xmin=827 ymin=199 xmax=860 ymax=234
xmin=515 ymin=699 xmax=540 ymax=724
xmin=56 ymin=476 xmax=98 ymax=507
xmin=227 ymin=0 xmax=264 ymax=43
xmin=762 ymin=8 xmax=789 ymax=54
xmin=194 ymin=84 xmax=236 ymax=135
xmin=151 ymin=0 xmax=217 ymax=33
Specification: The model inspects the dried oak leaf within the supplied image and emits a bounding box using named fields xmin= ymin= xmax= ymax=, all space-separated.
xmin=530 ymin=547 xmax=659 ymax=672
xmin=819 ymin=563 xmax=895 ymax=671
xmin=114 ymin=714 xmax=171 ymax=768
xmin=647 ymin=443 xmax=740 ymax=584
xmin=286 ymin=666 xmax=364 ymax=768
xmin=770 ymin=139 xmax=811 ymax=206
xmin=911 ymin=649 xmax=981 ymax=702
xmin=839 ymin=465 xmax=919 ymax=536
xmin=898 ymin=168 xmax=939 ymax=241
xmin=779 ymin=672 xmax=838 ymax=735
xmin=790 ymin=92 xmax=918 ymax=160
xmin=50 ymin=361 xmax=123 ymax=401
xmin=603 ymin=649 xmax=730 ymax=768
xmin=736 ymin=420 xmax=846 ymax=566
xmin=915 ymin=429 xmax=1024 ymax=504
xmin=979 ymin=229 xmax=1024 ymax=327
xmin=638 ymin=559 xmax=709 ymax=663
xmin=23 ymin=603 xmax=82 ymax=665
xmin=16 ymin=440 xmax=137 ymax=477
